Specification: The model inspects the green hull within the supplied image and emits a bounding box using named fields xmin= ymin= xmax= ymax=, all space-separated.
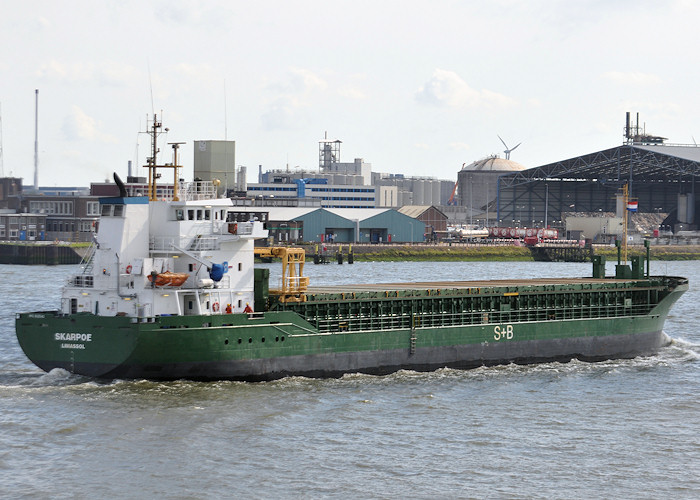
xmin=16 ymin=276 xmax=688 ymax=381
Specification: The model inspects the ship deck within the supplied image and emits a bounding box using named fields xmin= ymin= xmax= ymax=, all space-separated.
xmin=304 ymin=277 xmax=645 ymax=294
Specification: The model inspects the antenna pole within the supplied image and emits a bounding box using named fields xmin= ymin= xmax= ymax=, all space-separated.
xmin=148 ymin=60 xmax=155 ymax=116
xmin=623 ymin=184 xmax=629 ymax=265
xmin=146 ymin=114 xmax=162 ymax=201
xmin=34 ymin=89 xmax=39 ymax=190
xmin=0 ymin=102 xmax=4 ymax=177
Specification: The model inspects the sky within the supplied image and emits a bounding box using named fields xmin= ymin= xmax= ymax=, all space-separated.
xmin=1 ymin=0 xmax=700 ymax=187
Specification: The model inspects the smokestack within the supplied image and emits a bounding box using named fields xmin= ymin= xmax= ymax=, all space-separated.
xmin=625 ymin=112 xmax=631 ymax=139
xmin=34 ymin=89 xmax=39 ymax=190
xmin=128 ymin=160 xmax=132 ymax=178
xmin=237 ymin=166 xmax=247 ymax=191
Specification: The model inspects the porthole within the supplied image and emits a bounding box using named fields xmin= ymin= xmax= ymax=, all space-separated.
xmin=224 ymin=339 xmax=229 ymax=345
xmin=261 ymin=337 xmax=265 ymax=343
xmin=238 ymin=338 xmax=242 ymax=344
xmin=281 ymin=337 xmax=285 ymax=342
xmin=275 ymin=336 xmax=279 ymax=342
xmin=248 ymin=338 xmax=252 ymax=343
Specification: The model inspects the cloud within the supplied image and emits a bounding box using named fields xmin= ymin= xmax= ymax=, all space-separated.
xmin=158 ymin=0 xmax=233 ymax=29
xmin=62 ymin=106 xmax=117 ymax=143
xmin=174 ymin=63 xmax=214 ymax=78
xmin=603 ymin=71 xmax=662 ymax=86
xmin=267 ymin=68 xmax=327 ymax=94
xmin=261 ymin=69 xmax=328 ymax=130
xmin=261 ymin=96 xmax=302 ymax=131
xmin=449 ymin=142 xmax=471 ymax=151
xmin=416 ymin=69 xmax=516 ymax=109
xmin=37 ymin=60 xmax=138 ymax=87
xmin=337 ymin=85 xmax=366 ymax=100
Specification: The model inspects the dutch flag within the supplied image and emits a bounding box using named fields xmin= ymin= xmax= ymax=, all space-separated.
xmin=627 ymin=201 xmax=638 ymax=212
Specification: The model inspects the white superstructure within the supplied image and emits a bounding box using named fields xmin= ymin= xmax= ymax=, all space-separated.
xmin=62 ymin=182 xmax=267 ymax=318
xmin=61 ymin=116 xmax=268 ymax=318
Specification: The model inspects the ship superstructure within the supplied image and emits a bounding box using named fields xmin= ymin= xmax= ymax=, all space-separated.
xmin=62 ymin=116 xmax=267 ymax=319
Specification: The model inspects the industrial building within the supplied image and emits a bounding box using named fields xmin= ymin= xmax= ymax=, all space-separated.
xmin=485 ymin=115 xmax=700 ymax=238
xmin=0 ymin=212 xmax=47 ymax=241
xmin=397 ymin=205 xmax=448 ymax=241
xmin=194 ymin=140 xmax=247 ymax=194
xmin=247 ymin=178 xmax=388 ymax=209
xmin=372 ymin=172 xmax=454 ymax=207
xmin=247 ymin=135 xmax=454 ymax=209
xmin=228 ymin=206 xmax=425 ymax=244
xmin=4 ymin=112 xmax=697 ymax=245
xmin=495 ymin=143 xmax=699 ymax=232
xmin=456 ymin=156 xmax=527 ymax=213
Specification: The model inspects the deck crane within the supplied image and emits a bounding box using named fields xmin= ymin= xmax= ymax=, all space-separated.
xmin=254 ymin=247 xmax=309 ymax=302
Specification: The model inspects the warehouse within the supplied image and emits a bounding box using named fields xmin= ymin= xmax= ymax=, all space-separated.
xmin=229 ymin=207 xmax=425 ymax=244
xmin=495 ymin=143 xmax=700 ymax=232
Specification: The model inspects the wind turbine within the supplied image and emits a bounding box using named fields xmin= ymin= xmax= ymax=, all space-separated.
xmin=498 ymin=135 xmax=521 ymax=160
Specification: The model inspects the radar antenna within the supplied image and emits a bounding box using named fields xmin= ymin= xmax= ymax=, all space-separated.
xmin=497 ymin=135 xmax=521 ymax=160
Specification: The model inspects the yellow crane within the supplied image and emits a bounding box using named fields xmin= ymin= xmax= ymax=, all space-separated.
xmin=254 ymin=247 xmax=309 ymax=302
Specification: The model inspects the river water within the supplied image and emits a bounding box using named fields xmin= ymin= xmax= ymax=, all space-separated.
xmin=1 ymin=260 xmax=699 ymax=499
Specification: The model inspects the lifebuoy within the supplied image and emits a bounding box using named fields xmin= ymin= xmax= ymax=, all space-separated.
xmin=125 ymin=265 xmax=132 ymax=274
xmin=212 ymin=302 xmax=220 ymax=312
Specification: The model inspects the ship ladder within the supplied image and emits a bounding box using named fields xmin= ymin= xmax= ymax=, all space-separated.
xmin=80 ymin=243 xmax=97 ymax=275
xmin=410 ymin=321 xmax=417 ymax=355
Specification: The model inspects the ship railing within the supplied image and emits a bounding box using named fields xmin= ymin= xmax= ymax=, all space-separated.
xmin=182 ymin=222 xmax=225 ymax=251
xmin=150 ymin=236 xmax=179 ymax=252
xmin=312 ymin=302 xmax=656 ymax=334
xmin=215 ymin=221 xmax=255 ymax=236
xmin=180 ymin=181 xmax=217 ymax=201
xmin=149 ymin=234 xmax=219 ymax=253
xmin=239 ymin=223 xmax=254 ymax=235
xmin=68 ymin=274 xmax=95 ymax=288
xmin=189 ymin=236 xmax=219 ymax=251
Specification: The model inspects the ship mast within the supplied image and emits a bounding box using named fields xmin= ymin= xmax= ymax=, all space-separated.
xmin=168 ymin=142 xmax=184 ymax=201
xmin=145 ymin=115 xmax=161 ymax=201
xmin=144 ymin=114 xmax=182 ymax=201
xmin=622 ymin=183 xmax=628 ymax=264
xmin=34 ymin=89 xmax=39 ymax=190
xmin=0 ymin=101 xmax=4 ymax=177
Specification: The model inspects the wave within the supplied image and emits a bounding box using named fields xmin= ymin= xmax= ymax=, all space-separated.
xmin=2 ymin=339 xmax=697 ymax=395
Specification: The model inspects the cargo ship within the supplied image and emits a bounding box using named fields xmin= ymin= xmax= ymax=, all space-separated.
xmin=15 ymin=118 xmax=688 ymax=381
